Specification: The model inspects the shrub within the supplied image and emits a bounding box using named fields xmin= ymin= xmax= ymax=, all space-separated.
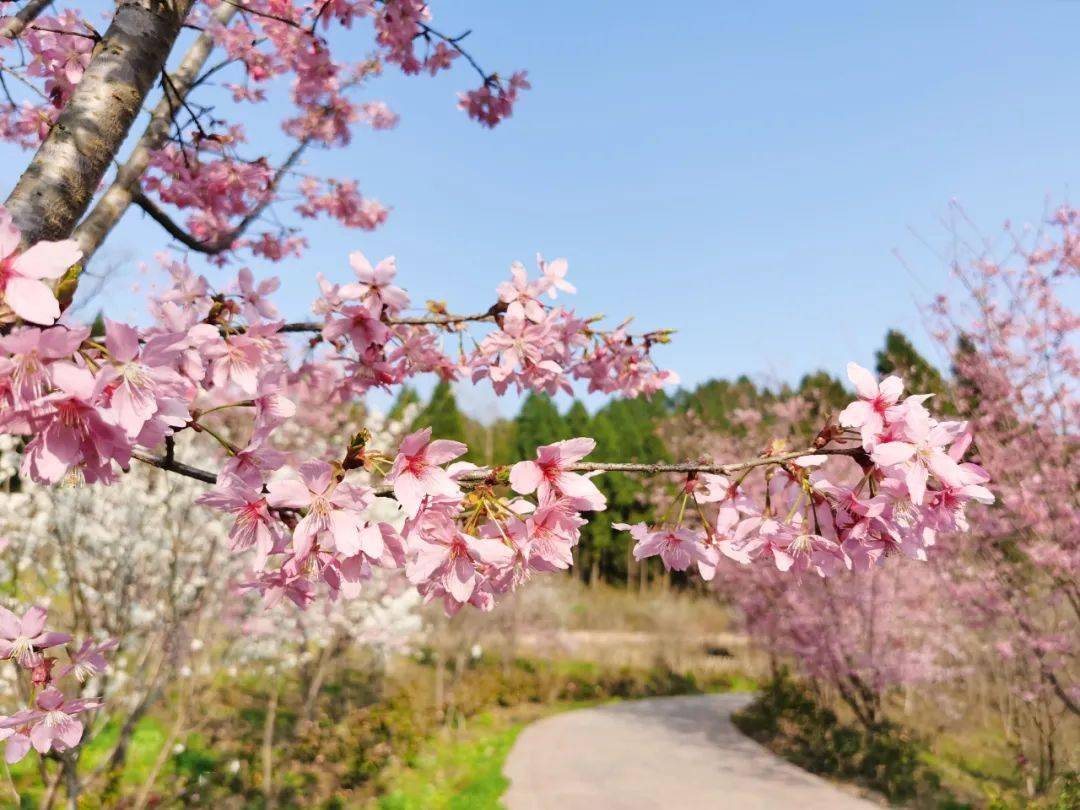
xmin=733 ymin=672 xmax=949 ymax=806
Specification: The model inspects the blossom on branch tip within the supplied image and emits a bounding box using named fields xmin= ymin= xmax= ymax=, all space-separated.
xmin=838 ymin=361 xmax=904 ymax=441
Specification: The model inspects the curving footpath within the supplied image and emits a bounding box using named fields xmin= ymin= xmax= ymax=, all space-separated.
xmin=503 ymin=693 xmax=880 ymax=809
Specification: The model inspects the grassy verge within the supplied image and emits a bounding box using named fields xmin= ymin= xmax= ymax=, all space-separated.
xmin=375 ymin=708 xmax=532 ymax=810
xmin=1 ymin=656 xmax=750 ymax=808
xmin=376 ymin=670 xmax=755 ymax=810
xmin=732 ymin=673 xmax=1077 ymax=809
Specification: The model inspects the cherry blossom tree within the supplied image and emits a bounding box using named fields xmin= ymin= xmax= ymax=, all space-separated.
xmin=0 ymin=0 xmax=993 ymax=790
xmin=676 ymin=206 xmax=1076 ymax=795
xmin=924 ymin=206 xmax=1078 ymax=791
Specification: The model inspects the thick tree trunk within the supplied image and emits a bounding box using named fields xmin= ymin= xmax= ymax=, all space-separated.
xmin=4 ymin=0 xmax=196 ymax=245
xmin=74 ymin=2 xmax=237 ymax=260
xmin=0 ymin=0 xmax=53 ymax=39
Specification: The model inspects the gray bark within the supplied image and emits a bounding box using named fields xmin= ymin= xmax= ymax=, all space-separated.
xmin=73 ymin=1 xmax=237 ymax=261
xmin=0 ymin=0 xmax=53 ymax=39
xmin=4 ymin=0 xmax=197 ymax=245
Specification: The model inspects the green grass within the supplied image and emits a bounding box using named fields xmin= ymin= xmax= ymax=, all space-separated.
xmin=374 ymin=679 xmax=755 ymax=810
xmin=5 ymin=715 xmax=169 ymax=807
xmin=376 ymin=711 xmax=524 ymax=810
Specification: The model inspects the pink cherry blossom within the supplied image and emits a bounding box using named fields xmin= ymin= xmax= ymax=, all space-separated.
xmin=0 ymin=606 xmax=71 ymax=667
xmin=55 ymin=638 xmax=118 ymax=683
xmin=20 ymin=363 xmax=131 ymax=485
xmin=870 ymin=416 xmax=967 ymax=504
xmin=0 ymin=206 xmax=81 ymax=325
xmin=616 ymin=522 xmax=718 ymax=577
xmin=838 ymin=361 xmax=904 ymax=441
xmin=387 ymin=428 xmax=467 ymax=517
xmin=22 ymin=688 xmax=100 ymax=756
xmin=266 ymin=460 xmax=373 ymax=559
xmin=497 ymin=261 xmax=546 ymax=324
xmin=322 ymin=298 xmax=390 ymax=352
xmin=537 ymin=254 xmax=575 ymax=298
xmin=233 ymin=267 xmax=281 ymax=322
xmin=406 ymin=517 xmax=514 ymax=606
xmin=512 ymin=499 xmax=586 ymax=572
xmin=340 ymin=251 xmax=409 ymax=313
xmin=509 ymin=437 xmax=606 ymax=511
xmin=95 ymin=319 xmax=191 ymax=440
xmin=0 ymin=710 xmax=35 ymax=764
xmin=0 ymin=324 xmax=88 ymax=406
xmin=197 ymin=475 xmax=284 ymax=567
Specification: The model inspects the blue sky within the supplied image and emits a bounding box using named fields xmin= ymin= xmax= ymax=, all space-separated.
xmin=4 ymin=2 xmax=1080 ymax=418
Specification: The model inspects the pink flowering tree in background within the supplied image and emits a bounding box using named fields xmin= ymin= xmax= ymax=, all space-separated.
xmin=660 ymin=385 xmax=970 ymax=725
xmin=657 ymin=208 xmax=1075 ymax=795
xmin=0 ymin=0 xmax=999 ymax=797
xmin=924 ymin=207 xmax=1079 ymax=790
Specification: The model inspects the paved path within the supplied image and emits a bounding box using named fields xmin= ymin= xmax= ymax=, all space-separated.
xmin=503 ymin=693 xmax=880 ymax=810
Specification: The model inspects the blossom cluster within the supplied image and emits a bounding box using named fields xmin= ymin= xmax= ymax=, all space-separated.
xmin=0 ymin=198 xmax=674 ymax=476
xmin=199 ymin=431 xmax=602 ymax=614
xmin=24 ymin=11 xmax=94 ymax=109
xmin=615 ymin=362 xmax=994 ymax=580
xmin=0 ymin=1 xmax=528 ymax=264
xmin=468 ymin=255 xmax=678 ymax=397
xmin=0 ymin=423 xmax=424 ymax=785
xmin=0 ymin=191 xmax=995 ymax=614
xmin=394 ymin=433 xmax=605 ymax=614
xmin=0 ymin=605 xmax=112 ymax=764
xmin=0 ymin=201 xmax=679 ymax=611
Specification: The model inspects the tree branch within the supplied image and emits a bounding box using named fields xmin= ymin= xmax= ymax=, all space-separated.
xmin=6 ymin=0 xmax=198 ymax=245
xmin=72 ymin=1 xmax=239 ymax=264
xmin=129 ymin=139 xmax=309 ymax=255
xmin=132 ymin=451 xmax=217 ymax=485
xmin=132 ymin=446 xmax=867 ymax=494
xmin=0 ymin=0 xmax=53 ymax=40
xmin=269 ymin=305 xmax=501 ymax=335
xmin=130 ymin=190 xmax=220 ymax=253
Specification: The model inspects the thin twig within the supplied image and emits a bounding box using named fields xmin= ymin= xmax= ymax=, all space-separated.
xmin=268 ymin=306 xmax=501 ymax=336
xmin=131 ymin=446 xmax=867 ymax=495
xmin=132 ymin=451 xmax=218 ymax=485
xmin=131 ymin=139 xmax=308 ymax=255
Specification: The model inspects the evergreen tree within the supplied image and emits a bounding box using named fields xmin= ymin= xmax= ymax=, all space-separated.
xmin=565 ymin=400 xmax=590 ymax=437
xmin=875 ymin=329 xmax=948 ymax=399
xmin=411 ymin=381 xmax=468 ymax=447
xmin=796 ymin=370 xmax=849 ymax=430
xmin=672 ymin=376 xmax=773 ymax=434
xmin=513 ymin=394 xmax=569 ymax=459
xmin=574 ymin=397 xmax=672 ymax=586
xmin=387 ymin=386 xmax=420 ymax=422
xmin=951 ymin=333 xmax=983 ymax=416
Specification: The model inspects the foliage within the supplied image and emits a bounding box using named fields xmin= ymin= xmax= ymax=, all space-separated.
xmin=376 ymin=712 xmax=522 ymax=810
xmin=733 ymin=673 xmax=952 ymax=806
xmin=130 ymin=654 xmax=729 ymax=808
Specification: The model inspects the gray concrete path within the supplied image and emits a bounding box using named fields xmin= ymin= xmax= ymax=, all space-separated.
xmin=503 ymin=693 xmax=880 ymax=809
